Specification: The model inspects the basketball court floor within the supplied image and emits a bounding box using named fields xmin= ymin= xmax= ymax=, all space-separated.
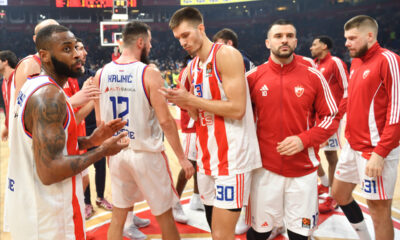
xmin=1 ymin=106 xmax=400 ymax=239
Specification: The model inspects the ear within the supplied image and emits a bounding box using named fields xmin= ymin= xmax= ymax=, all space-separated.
xmin=294 ymin=37 xmax=298 ymax=49
xmin=227 ymin=40 xmax=234 ymax=47
xmin=265 ymin=38 xmax=270 ymax=49
xmin=136 ymin=37 xmax=144 ymax=49
xmin=39 ymin=49 xmax=50 ymax=64
xmin=198 ymin=23 xmax=205 ymax=33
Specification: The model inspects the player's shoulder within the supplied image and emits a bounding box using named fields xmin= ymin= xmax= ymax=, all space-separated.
xmin=16 ymin=55 xmax=41 ymax=73
xmin=378 ymin=48 xmax=400 ymax=64
xmin=216 ymin=44 xmax=242 ymax=60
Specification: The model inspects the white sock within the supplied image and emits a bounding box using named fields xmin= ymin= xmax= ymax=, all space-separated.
xmin=124 ymin=211 xmax=134 ymax=229
xmin=351 ymin=221 xmax=371 ymax=240
xmin=319 ymin=174 xmax=329 ymax=187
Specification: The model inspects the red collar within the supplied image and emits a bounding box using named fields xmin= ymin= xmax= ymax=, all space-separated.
xmin=268 ymin=55 xmax=297 ymax=74
xmin=359 ymin=42 xmax=380 ymax=62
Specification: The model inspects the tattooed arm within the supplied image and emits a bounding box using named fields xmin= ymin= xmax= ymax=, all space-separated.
xmin=25 ymin=85 xmax=128 ymax=185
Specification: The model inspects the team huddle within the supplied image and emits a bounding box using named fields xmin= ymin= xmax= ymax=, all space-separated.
xmin=1 ymin=5 xmax=399 ymax=240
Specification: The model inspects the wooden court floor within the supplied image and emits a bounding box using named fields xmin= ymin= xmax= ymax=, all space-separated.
xmin=1 ymin=107 xmax=400 ymax=239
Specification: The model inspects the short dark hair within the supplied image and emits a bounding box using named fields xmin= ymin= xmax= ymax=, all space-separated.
xmin=213 ymin=28 xmax=238 ymax=49
xmin=267 ymin=19 xmax=296 ymax=37
xmin=344 ymin=15 xmax=378 ymax=33
xmin=316 ymin=35 xmax=333 ymax=50
xmin=35 ymin=25 xmax=70 ymax=51
xmin=169 ymin=7 xmax=203 ymax=30
xmin=76 ymin=37 xmax=83 ymax=44
xmin=0 ymin=50 xmax=18 ymax=69
xmin=122 ymin=21 xmax=151 ymax=46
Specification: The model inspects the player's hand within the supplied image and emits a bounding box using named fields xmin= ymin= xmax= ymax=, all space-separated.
xmin=277 ymin=136 xmax=304 ymax=156
xmin=100 ymin=132 xmax=129 ymax=156
xmin=180 ymin=158 xmax=195 ymax=179
xmin=90 ymin=118 xmax=127 ymax=147
xmin=320 ymin=140 xmax=328 ymax=148
xmin=82 ymin=76 xmax=94 ymax=88
xmin=159 ymin=85 xmax=193 ymax=109
xmin=69 ymin=81 xmax=101 ymax=108
xmin=365 ymin=152 xmax=384 ymax=177
xmin=1 ymin=126 xmax=8 ymax=142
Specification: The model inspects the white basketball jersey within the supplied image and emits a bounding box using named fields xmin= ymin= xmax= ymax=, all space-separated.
xmin=99 ymin=61 xmax=164 ymax=152
xmin=6 ymin=76 xmax=85 ymax=240
xmin=190 ymin=43 xmax=262 ymax=176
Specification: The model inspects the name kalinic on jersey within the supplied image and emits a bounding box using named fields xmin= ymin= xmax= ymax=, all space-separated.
xmin=108 ymin=74 xmax=133 ymax=83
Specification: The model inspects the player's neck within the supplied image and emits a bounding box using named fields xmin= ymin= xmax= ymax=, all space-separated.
xmin=117 ymin=49 xmax=139 ymax=63
xmin=271 ymin=54 xmax=293 ymax=65
xmin=197 ymin=38 xmax=214 ymax=64
xmin=318 ymin=51 xmax=329 ymax=61
xmin=2 ymin=67 xmax=13 ymax=80
xmin=41 ymin=65 xmax=68 ymax=87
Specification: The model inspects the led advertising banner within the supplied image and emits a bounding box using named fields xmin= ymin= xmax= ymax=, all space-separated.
xmin=181 ymin=0 xmax=259 ymax=5
xmin=56 ymin=0 xmax=136 ymax=8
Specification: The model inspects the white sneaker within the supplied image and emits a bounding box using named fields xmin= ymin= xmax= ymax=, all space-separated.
xmin=123 ymin=224 xmax=147 ymax=240
xmin=172 ymin=203 xmax=189 ymax=224
xmin=235 ymin=216 xmax=250 ymax=235
xmin=189 ymin=194 xmax=205 ymax=211
xmin=268 ymin=226 xmax=285 ymax=240
xmin=133 ymin=214 xmax=150 ymax=228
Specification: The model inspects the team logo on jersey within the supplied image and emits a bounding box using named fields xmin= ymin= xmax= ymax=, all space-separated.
xmin=320 ymin=67 xmax=325 ymax=73
xmin=363 ymin=69 xmax=370 ymax=79
xmin=349 ymin=70 xmax=355 ymax=79
xmin=294 ymin=85 xmax=305 ymax=97
xmin=261 ymin=221 xmax=269 ymax=227
xmin=16 ymin=91 xmax=26 ymax=106
xmin=302 ymin=218 xmax=311 ymax=229
xmin=260 ymin=84 xmax=269 ymax=96
xmin=206 ymin=62 xmax=213 ymax=77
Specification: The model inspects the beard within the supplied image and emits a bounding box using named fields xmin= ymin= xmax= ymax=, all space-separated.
xmin=349 ymin=43 xmax=368 ymax=58
xmin=272 ymin=45 xmax=294 ymax=59
xmin=51 ymin=55 xmax=83 ymax=78
xmin=140 ymin=46 xmax=149 ymax=64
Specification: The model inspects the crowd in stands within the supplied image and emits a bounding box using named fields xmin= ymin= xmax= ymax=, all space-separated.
xmin=1 ymin=3 xmax=399 ymax=78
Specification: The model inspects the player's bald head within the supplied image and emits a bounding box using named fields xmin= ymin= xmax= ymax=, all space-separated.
xmin=33 ymin=19 xmax=59 ymax=42
xmin=344 ymin=15 xmax=378 ymax=39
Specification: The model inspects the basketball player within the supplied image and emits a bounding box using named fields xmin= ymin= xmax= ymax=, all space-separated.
xmin=332 ymin=15 xmax=400 ymax=240
xmin=0 ymin=50 xmax=17 ymax=141
xmin=310 ymin=35 xmax=349 ymax=213
xmin=6 ymin=24 xmax=129 ymax=240
xmin=162 ymin=7 xmax=261 ymax=240
xmin=93 ymin=21 xmax=194 ymax=240
xmin=245 ymin=19 xmax=339 ymax=240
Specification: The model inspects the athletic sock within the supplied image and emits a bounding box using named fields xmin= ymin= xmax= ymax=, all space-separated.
xmin=340 ymin=200 xmax=371 ymax=240
xmin=319 ymin=174 xmax=329 ymax=187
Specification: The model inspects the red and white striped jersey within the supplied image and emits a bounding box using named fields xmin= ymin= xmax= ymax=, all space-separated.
xmin=190 ymin=43 xmax=261 ymax=176
xmin=6 ymin=76 xmax=85 ymax=240
xmin=247 ymin=56 xmax=340 ymax=177
xmin=178 ymin=67 xmax=196 ymax=133
xmin=344 ymin=42 xmax=400 ymax=158
xmin=315 ymin=52 xmax=349 ymax=116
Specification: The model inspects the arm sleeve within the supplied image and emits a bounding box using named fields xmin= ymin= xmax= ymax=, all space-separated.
xmin=333 ymin=58 xmax=349 ymax=118
xmin=373 ymin=53 xmax=400 ymax=157
xmin=298 ymin=69 xmax=340 ymax=148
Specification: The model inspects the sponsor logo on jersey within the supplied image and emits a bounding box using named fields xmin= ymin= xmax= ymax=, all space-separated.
xmin=104 ymin=86 xmax=135 ymax=92
xmin=261 ymin=221 xmax=269 ymax=227
xmin=206 ymin=62 xmax=213 ymax=77
xmin=260 ymin=84 xmax=269 ymax=96
xmin=363 ymin=69 xmax=370 ymax=79
xmin=108 ymin=74 xmax=133 ymax=83
xmin=302 ymin=218 xmax=311 ymax=229
xmin=294 ymin=85 xmax=304 ymax=97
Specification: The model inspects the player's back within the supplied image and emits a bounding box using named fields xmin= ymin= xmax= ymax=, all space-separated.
xmin=99 ymin=61 xmax=164 ymax=152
